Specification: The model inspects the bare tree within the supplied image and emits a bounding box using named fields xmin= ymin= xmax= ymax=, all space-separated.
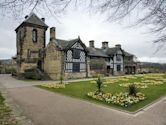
xmin=87 ymin=0 xmax=166 ymax=44
xmin=0 ymin=0 xmax=75 ymax=19
xmin=0 ymin=0 xmax=166 ymax=44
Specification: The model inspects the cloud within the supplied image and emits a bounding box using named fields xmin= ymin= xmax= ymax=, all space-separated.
xmin=0 ymin=8 xmax=165 ymax=63
xmin=0 ymin=48 xmax=15 ymax=59
xmin=139 ymin=57 xmax=166 ymax=63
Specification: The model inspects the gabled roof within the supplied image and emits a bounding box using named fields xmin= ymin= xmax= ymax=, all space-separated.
xmin=55 ymin=39 xmax=69 ymax=49
xmin=122 ymin=50 xmax=134 ymax=57
xmin=102 ymin=47 xmax=124 ymax=57
xmin=88 ymin=46 xmax=135 ymax=58
xmin=104 ymin=47 xmax=118 ymax=56
xmin=15 ymin=13 xmax=48 ymax=32
xmin=52 ymin=37 xmax=88 ymax=52
xmin=87 ymin=47 xmax=109 ymax=58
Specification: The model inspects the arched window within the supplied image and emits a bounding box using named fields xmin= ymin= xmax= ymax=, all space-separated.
xmin=32 ymin=29 xmax=37 ymax=42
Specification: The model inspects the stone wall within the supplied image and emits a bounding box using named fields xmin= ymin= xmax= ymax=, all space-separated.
xmin=44 ymin=41 xmax=62 ymax=80
xmin=20 ymin=63 xmax=37 ymax=72
xmin=16 ymin=26 xmax=46 ymax=73
xmin=64 ymin=72 xmax=86 ymax=79
xmin=22 ymin=26 xmax=45 ymax=58
xmin=89 ymin=57 xmax=107 ymax=77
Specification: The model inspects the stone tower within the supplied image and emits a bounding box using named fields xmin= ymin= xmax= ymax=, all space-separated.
xmin=15 ymin=13 xmax=48 ymax=73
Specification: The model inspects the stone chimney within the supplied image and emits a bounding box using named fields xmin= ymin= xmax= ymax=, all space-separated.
xmin=115 ymin=44 xmax=121 ymax=49
xmin=41 ymin=18 xmax=45 ymax=22
xmin=50 ymin=27 xmax=56 ymax=40
xmin=102 ymin=41 xmax=109 ymax=49
xmin=89 ymin=40 xmax=95 ymax=48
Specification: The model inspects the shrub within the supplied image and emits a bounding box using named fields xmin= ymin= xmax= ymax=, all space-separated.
xmin=60 ymin=74 xmax=64 ymax=84
xmin=95 ymin=76 xmax=103 ymax=94
xmin=24 ymin=68 xmax=42 ymax=80
xmin=128 ymin=84 xmax=137 ymax=96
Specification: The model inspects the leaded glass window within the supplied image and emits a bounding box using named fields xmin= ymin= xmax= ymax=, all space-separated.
xmin=73 ymin=62 xmax=80 ymax=72
xmin=32 ymin=29 xmax=37 ymax=42
xmin=73 ymin=49 xmax=80 ymax=59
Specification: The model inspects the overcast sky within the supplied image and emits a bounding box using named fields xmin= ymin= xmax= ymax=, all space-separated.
xmin=0 ymin=7 xmax=166 ymax=63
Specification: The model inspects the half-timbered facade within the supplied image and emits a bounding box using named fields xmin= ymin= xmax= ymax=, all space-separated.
xmin=58 ymin=37 xmax=89 ymax=79
xmin=65 ymin=42 xmax=86 ymax=73
xmin=43 ymin=27 xmax=89 ymax=80
xmin=88 ymin=41 xmax=137 ymax=76
xmin=15 ymin=13 xmax=137 ymax=80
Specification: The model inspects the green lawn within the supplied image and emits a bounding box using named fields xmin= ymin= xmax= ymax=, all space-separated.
xmin=38 ymin=73 xmax=166 ymax=112
xmin=0 ymin=92 xmax=18 ymax=125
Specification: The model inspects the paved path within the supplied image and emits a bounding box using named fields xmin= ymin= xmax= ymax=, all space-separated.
xmin=0 ymin=75 xmax=166 ymax=125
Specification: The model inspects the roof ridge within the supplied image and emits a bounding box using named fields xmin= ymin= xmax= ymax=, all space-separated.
xmin=23 ymin=13 xmax=48 ymax=27
xmin=24 ymin=12 xmax=35 ymax=21
xmin=56 ymin=38 xmax=78 ymax=42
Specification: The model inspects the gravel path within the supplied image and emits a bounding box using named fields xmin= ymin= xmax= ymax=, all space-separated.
xmin=0 ymin=74 xmax=166 ymax=125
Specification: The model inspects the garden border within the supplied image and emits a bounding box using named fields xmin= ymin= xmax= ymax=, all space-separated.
xmin=38 ymin=85 xmax=166 ymax=116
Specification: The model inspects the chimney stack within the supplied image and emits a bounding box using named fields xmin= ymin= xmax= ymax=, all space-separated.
xmin=41 ymin=18 xmax=45 ymax=22
xmin=102 ymin=41 xmax=109 ymax=49
xmin=50 ymin=27 xmax=56 ymax=40
xmin=89 ymin=40 xmax=95 ymax=48
xmin=115 ymin=44 xmax=121 ymax=49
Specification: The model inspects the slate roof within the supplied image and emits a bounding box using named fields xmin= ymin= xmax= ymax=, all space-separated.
xmin=88 ymin=46 xmax=134 ymax=58
xmin=15 ymin=13 xmax=48 ymax=31
xmin=87 ymin=47 xmax=109 ymax=58
xmin=88 ymin=47 xmax=121 ymax=57
xmin=55 ymin=39 xmax=68 ymax=49
xmin=53 ymin=38 xmax=88 ymax=52
xmin=122 ymin=50 xmax=133 ymax=57
xmin=104 ymin=47 xmax=118 ymax=56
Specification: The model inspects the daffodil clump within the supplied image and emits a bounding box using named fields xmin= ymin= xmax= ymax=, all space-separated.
xmin=120 ymin=76 xmax=138 ymax=80
xmin=41 ymin=83 xmax=65 ymax=89
xmin=91 ymin=78 xmax=119 ymax=84
xmin=104 ymin=79 xmax=120 ymax=84
xmin=143 ymin=80 xmax=164 ymax=85
xmin=87 ymin=92 xmax=146 ymax=107
xmin=90 ymin=80 xmax=97 ymax=84
xmin=119 ymin=82 xmax=148 ymax=89
xmin=119 ymin=75 xmax=166 ymax=88
xmin=143 ymin=73 xmax=165 ymax=79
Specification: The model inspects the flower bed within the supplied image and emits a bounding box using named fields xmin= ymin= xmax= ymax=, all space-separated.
xmin=41 ymin=83 xmax=65 ymax=89
xmin=87 ymin=92 xmax=146 ymax=107
xmin=119 ymin=79 xmax=164 ymax=89
xmin=143 ymin=80 xmax=164 ymax=85
xmin=119 ymin=82 xmax=148 ymax=88
xmin=103 ymin=80 xmax=119 ymax=84
xmin=90 ymin=81 xmax=97 ymax=84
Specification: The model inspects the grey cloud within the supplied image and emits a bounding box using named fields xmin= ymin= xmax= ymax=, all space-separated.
xmin=0 ymin=9 xmax=165 ymax=63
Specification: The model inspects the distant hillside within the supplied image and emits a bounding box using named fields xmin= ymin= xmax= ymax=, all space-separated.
xmin=0 ymin=59 xmax=12 ymax=65
xmin=138 ymin=62 xmax=166 ymax=72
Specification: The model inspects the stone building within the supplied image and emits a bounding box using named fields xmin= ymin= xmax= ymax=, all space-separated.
xmin=44 ymin=27 xmax=89 ymax=80
xmin=15 ymin=13 xmax=48 ymax=73
xmin=87 ymin=41 xmax=137 ymax=76
xmin=15 ymin=13 xmax=137 ymax=80
xmin=15 ymin=13 xmax=89 ymax=80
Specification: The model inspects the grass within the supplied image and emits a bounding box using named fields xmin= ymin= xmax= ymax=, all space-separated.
xmin=38 ymin=73 xmax=166 ymax=112
xmin=0 ymin=92 xmax=18 ymax=125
